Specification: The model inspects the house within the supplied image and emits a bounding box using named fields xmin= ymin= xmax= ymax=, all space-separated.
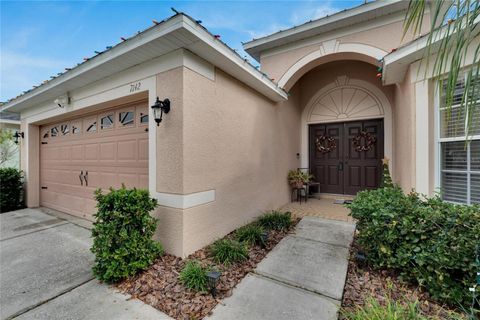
xmin=1 ymin=0 xmax=478 ymax=257
xmin=0 ymin=110 xmax=21 ymax=169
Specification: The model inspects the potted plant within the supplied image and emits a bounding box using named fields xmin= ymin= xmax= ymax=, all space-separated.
xmin=287 ymin=169 xmax=313 ymax=188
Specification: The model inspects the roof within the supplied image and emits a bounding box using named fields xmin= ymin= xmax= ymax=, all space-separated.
xmin=1 ymin=12 xmax=287 ymax=113
xmin=382 ymin=15 xmax=480 ymax=84
xmin=243 ymin=0 xmax=410 ymax=62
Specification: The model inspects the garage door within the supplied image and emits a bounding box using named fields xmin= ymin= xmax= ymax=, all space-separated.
xmin=40 ymin=100 xmax=149 ymax=220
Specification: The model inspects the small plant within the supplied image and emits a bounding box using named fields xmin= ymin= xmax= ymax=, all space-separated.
xmin=210 ymin=239 xmax=248 ymax=265
xmin=341 ymin=295 xmax=428 ymax=320
xmin=235 ymin=224 xmax=265 ymax=246
xmin=256 ymin=210 xmax=292 ymax=230
xmin=179 ymin=260 xmax=208 ymax=292
xmin=287 ymin=169 xmax=313 ymax=188
xmin=91 ymin=186 xmax=163 ymax=283
xmin=0 ymin=167 xmax=24 ymax=213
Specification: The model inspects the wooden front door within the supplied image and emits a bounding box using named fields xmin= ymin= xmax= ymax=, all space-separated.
xmin=309 ymin=119 xmax=384 ymax=195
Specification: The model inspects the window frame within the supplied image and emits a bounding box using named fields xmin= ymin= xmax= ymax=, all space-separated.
xmin=435 ymin=72 xmax=480 ymax=205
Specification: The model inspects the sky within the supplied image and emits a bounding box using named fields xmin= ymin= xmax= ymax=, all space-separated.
xmin=0 ymin=0 xmax=365 ymax=102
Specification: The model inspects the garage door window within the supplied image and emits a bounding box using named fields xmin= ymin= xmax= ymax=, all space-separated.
xmin=101 ymin=114 xmax=114 ymax=130
xmin=119 ymin=111 xmax=134 ymax=127
xmin=51 ymin=126 xmax=59 ymax=137
xmin=86 ymin=119 xmax=97 ymax=133
xmin=61 ymin=124 xmax=69 ymax=135
xmin=72 ymin=121 xmax=81 ymax=134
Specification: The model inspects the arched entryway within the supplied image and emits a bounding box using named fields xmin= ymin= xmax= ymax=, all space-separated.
xmin=289 ymin=58 xmax=394 ymax=195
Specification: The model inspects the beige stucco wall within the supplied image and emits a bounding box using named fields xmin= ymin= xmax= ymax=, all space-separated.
xmin=260 ymin=14 xmax=430 ymax=86
xmin=178 ymin=67 xmax=301 ymax=256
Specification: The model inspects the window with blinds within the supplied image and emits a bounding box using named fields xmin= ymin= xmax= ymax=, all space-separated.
xmin=439 ymin=73 xmax=480 ymax=204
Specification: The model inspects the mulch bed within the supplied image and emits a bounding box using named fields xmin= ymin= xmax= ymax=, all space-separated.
xmin=118 ymin=219 xmax=299 ymax=320
xmin=341 ymin=238 xmax=466 ymax=319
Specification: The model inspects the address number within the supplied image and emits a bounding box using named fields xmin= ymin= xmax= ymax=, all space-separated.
xmin=130 ymin=82 xmax=141 ymax=92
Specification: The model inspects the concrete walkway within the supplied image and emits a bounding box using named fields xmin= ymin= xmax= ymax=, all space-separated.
xmin=209 ymin=216 xmax=355 ymax=320
xmin=0 ymin=208 xmax=171 ymax=320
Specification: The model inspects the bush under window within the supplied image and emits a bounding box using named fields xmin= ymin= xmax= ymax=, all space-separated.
xmin=0 ymin=168 xmax=24 ymax=213
xmin=348 ymin=186 xmax=480 ymax=306
xmin=91 ymin=186 xmax=163 ymax=283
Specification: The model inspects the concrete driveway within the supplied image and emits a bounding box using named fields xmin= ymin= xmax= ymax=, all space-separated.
xmin=0 ymin=208 xmax=171 ymax=320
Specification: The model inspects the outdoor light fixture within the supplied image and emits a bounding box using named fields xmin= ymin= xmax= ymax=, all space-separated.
xmin=260 ymin=231 xmax=269 ymax=248
xmin=151 ymin=97 xmax=170 ymax=126
xmin=206 ymin=271 xmax=221 ymax=298
xmin=355 ymin=250 xmax=366 ymax=267
xmin=54 ymin=95 xmax=70 ymax=108
xmin=13 ymin=131 xmax=24 ymax=144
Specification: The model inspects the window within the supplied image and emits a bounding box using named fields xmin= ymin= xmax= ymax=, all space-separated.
xmin=61 ymin=124 xmax=69 ymax=135
xmin=119 ymin=111 xmax=134 ymax=127
xmin=51 ymin=126 xmax=59 ymax=137
xmin=100 ymin=114 xmax=113 ymax=129
xmin=86 ymin=121 xmax=97 ymax=133
xmin=438 ymin=74 xmax=480 ymax=204
xmin=140 ymin=113 xmax=149 ymax=124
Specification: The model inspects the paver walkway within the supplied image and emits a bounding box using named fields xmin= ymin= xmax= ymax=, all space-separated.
xmin=209 ymin=216 xmax=355 ymax=320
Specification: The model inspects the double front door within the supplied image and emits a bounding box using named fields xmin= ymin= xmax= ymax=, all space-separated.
xmin=309 ymin=119 xmax=384 ymax=195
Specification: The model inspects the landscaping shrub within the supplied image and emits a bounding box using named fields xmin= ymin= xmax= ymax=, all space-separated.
xmin=256 ymin=210 xmax=292 ymax=230
xmin=235 ymin=224 xmax=265 ymax=246
xmin=179 ymin=260 xmax=208 ymax=292
xmin=348 ymin=186 xmax=480 ymax=306
xmin=91 ymin=186 xmax=163 ymax=283
xmin=0 ymin=167 xmax=24 ymax=213
xmin=210 ymin=239 xmax=248 ymax=265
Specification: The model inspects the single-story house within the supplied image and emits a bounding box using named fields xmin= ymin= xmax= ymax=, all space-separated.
xmin=1 ymin=0 xmax=478 ymax=256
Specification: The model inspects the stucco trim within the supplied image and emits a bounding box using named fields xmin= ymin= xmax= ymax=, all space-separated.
xmin=300 ymin=76 xmax=393 ymax=172
xmin=278 ymin=42 xmax=388 ymax=90
xmin=156 ymin=190 xmax=215 ymax=209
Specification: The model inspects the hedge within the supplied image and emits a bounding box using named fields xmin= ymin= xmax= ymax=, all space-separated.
xmin=348 ymin=186 xmax=480 ymax=306
xmin=0 ymin=168 xmax=24 ymax=213
xmin=91 ymin=186 xmax=163 ymax=283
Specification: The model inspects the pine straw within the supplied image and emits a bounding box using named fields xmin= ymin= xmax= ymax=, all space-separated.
xmin=117 ymin=219 xmax=299 ymax=320
xmin=341 ymin=240 xmax=467 ymax=320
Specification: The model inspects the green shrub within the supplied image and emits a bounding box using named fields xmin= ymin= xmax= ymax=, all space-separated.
xmin=256 ymin=210 xmax=292 ymax=230
xmin=179 ymin=260 xmax=209 ymax=292
xmin=91 ymin=186 xmax=163 ymax=283
xmin=235 ymin=224 xmax=265 ymax=246
xmin=348 ymin=186 xmax=480 ymax=306
xmin=210 ymin=239 xmax=248 ymax=265
xmin=341 ymin=295 xmax=428 ymax=320
xmin=0 ymin=168 xmax=24 ymax=213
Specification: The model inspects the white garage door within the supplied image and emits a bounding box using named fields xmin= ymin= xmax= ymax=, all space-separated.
xmin=40 ymin=100 xmax=149 ymax=220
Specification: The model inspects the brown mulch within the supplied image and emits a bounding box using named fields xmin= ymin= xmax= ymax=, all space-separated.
xmin=341 ymin=239 xmax=466 ymax=319
xmin=117 ymin=219 xmax=299 ymax=320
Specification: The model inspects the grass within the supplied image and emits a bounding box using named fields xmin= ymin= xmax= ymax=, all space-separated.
xmin=341 ymin=296 xmax=428 ymax=320
xmin=235 ymin=224 xmax=265 ymax=246
xmin=209 ymin=239 xmax=248 ymax=265
xmin=178 ymin=260 xmax=208 ymax=292
xmin=256 ymin=210 xmax=292 ymax=230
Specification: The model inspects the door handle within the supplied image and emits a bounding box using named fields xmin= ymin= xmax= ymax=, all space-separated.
xmin=84 ymin=171 xmax=88 ymax=186
xmin=79 ymin=171 xmax=83 ymax=186
xmin=338 ymin=162 xmax=344 ymax=171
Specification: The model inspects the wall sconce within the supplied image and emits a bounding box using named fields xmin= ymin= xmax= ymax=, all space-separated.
xmin=54 ymin=95 xmax=70 ymax=108
xmin=151 ymin=97 xmax=170 ymax=126
xmin=14 ymin=131 xmax=24 ymax=144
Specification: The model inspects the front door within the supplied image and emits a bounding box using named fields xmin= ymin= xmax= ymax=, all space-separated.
xmin=309 ymin=119 xmax=384 ymax=195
